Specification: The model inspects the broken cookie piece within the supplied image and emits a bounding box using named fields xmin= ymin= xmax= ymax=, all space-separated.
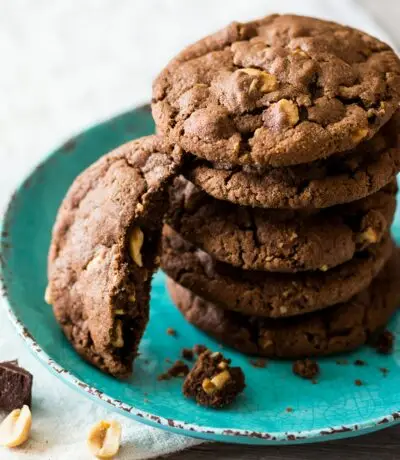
xmin=0 ymin=361 xmax=33 ymax=412
xmin=293 ymin=359 xmax=320 ymax=380
xmin=183 ymin=350 xmax=245 ymax=408
xmin=46 ymin=136 xmax=183 ymax=377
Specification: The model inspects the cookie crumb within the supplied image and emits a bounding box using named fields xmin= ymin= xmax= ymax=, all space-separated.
xmin=158 ymin=360 xmax=190 ymax=381
xmin=183 ymin=350 xmax=245 ymax=408
xmin=335 ymin=359 xmax=349 ymax=365
xmin=355 ymin=379 xmax=363 ymax=386
xmin=166 ymin=328 xmax=177 ymax=337
xmin=379 ymin=367 xmax=389 ymax=377
xmin=181 ymin=348 xmax=194 ymax=361
xmin=293 ymin=359 xmax=320 ymax=380
xmin=249 ymin=358 xmax=268 ymax=368
xmin=374 ymin=330 xmax=394 ymax=354
xmin=354 ymin=359 xmax=366 ymax=366
xmin=193 ymin=344 xmax=208 ymax=355
xmin=286 ymin=407 xmax=293 ymax=413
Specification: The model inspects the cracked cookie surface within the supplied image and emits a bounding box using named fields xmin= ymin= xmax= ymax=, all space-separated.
xmin=153 ymin=14 xmax=400 ymax=167
xmin=188 ymin=110 xmax=400 ymax=209
xmin=167 ymin=176 xmax=396 ymax=272
xmin=47 ymin=136 xmax=182 ymax=377
xmin=161 ymin=226 xmax=393 ymax=318
xmin=168 ymin=251 xmax=400 ymax=358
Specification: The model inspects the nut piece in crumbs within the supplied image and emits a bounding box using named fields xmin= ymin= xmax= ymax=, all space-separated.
xmin=87 ymin=420 xmax=122 ymax=459
xmin=0 ymin=405 xmax=32 ymax=448
xmin=183 ymin=350 xmax=245 ymax=408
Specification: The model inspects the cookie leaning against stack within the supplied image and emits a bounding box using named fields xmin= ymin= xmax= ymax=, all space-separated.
xmin=154 ymin=14 xmax=400 ymax=357
xmin=46 ymin=136 xmax=183 ymax=377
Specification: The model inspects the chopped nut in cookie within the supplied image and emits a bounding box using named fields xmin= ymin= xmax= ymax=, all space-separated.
xmin=350 ymin=128 xmax=369 ymax=143
xmin=129 ymin=226 xmax=144 ymax=267
xmin=357 ymin=227 xmax=379 ymax=245
xmin=240 ymin=68 xmax=278 ymax=93
xmin=263 ymin=99 xmax=299 ymax=131
xmin=293 ymin=359 xmax=320 ymax=380
xmin=111 ymin=320 xmax=124 ymax=348
xmin=183 ymin=350 xmax=245 ymax=408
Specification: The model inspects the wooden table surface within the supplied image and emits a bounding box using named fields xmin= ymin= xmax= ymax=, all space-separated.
xmin=169 ymin=1 xmax=400 ymax=458
xmin=174 ymin=426 xmax=400 ymax=459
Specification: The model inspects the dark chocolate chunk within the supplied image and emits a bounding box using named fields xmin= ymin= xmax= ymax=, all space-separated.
xmin=0 ymin=361 xmax=33 ymax=411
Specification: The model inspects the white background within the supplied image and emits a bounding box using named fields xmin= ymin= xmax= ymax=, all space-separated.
xmin=0 ymin=1 xmax=398 ymax=459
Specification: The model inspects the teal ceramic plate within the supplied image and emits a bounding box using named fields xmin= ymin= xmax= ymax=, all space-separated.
xmin=1 ymin=105 xmax=400 ymax=445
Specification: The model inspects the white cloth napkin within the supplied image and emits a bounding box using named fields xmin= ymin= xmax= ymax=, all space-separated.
xmin=0 ymin=1 xmax=391 ymax=458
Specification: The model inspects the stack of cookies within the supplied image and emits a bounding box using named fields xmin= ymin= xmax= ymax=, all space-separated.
xmin=153 ymin=14 xmax=400 ymax=358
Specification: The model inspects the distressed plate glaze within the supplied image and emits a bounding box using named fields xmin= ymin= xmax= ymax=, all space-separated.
xmin=1 ymin=105 xmax=400 ymax=445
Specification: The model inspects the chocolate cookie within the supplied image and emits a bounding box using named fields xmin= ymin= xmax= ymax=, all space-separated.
xmin=161 ymin=226 xmax=393 ymax=318
xmin=47 ymin=136 xmax=182 ymax=377
xmin=167 ymin=251 xmax=400 ymax=358
xmin=167 ymin=176 xmax=396 ymax=272
xmin=153 ymin=14 xmax=400 ymax=167
xmin=183 ymin=350 xmax=246 ymax=408
xmin=188 ymin=111 xmax=400 ymax=209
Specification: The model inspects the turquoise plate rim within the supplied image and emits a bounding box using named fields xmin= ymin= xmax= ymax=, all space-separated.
xmin=1 ymin=105 xmax=400 ymax=445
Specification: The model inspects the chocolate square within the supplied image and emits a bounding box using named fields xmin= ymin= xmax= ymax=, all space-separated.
xmin=0 ymin=361 xmax=33 ymax=411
